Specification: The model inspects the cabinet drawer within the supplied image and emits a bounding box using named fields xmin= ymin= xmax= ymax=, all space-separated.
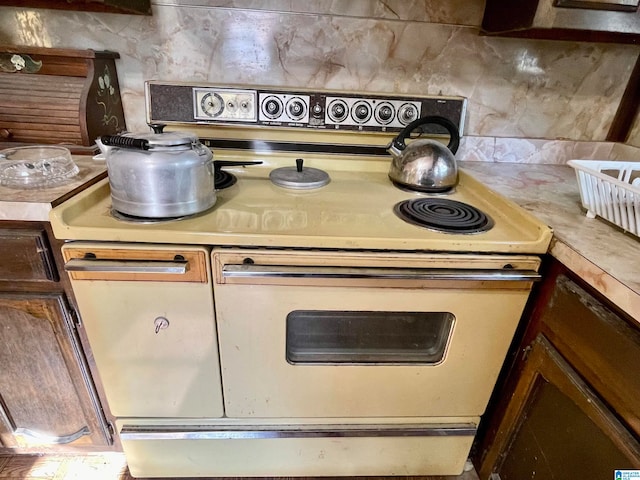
xmin=63 ymin=245 xmax=208 ymax=283
xmin=541 ymin=274 xmax=640 ymax=436
xmin=0 ymin=228 xmax=57 ymax=282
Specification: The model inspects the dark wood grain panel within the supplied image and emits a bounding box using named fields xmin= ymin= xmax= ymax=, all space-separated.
xmin=0 ymin=131 xmax=83 ymax=143
xmin=0 ymin=97 xmax=82 ymax=110
xmin=0 ymin=294 xmax=92 ymax=448
xmin=540 ymin=274 xmax=640 ymax=437
xmin=0 ymin=1 xmax=152 ymax=16
xmin=0 ymin=73 xmax=86 ymax=88
xmin=0 ymin=123 xmax=82 ymax=134
xmin=479 ymin=336 xmax=640 ymax=479
xmin=0 ymin=46 xmax=125 ymax=146
xmin=0 ymin=117 xmax=81 ymax=127
xmin=481 ymin=0 xmax=640 ymax=43
xmin=608 ymin=53 xmax=640 ymax=141
xmin=498 ymin=339 xmax=639 ymax=478
xmin=0 ymin=222 xmax=113 ymax=452
xmin=473 ymin=258 xmax=640 ymax=479
xmin=0 ymin=229 xmax=57 ymax=283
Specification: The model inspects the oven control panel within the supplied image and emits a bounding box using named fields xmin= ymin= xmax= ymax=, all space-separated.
xmin=149 ymin=82 xmax=466 ymax=134
xmin=194 ymin=88 xmax=257 ymax=122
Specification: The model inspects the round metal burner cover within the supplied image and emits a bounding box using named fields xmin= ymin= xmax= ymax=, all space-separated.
xmin=110 ymin=208 xmax=191 ymax=224
xmin=394 ymin=198 xmax=494 ymax=234
xmin=269 ymin=158 xmax=330 ymax=189
xmin=215 ymin=170 xmax=237 ymax=190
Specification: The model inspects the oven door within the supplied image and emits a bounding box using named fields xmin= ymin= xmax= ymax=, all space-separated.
xmin=212 ymin=249 xmax=541 ymax=418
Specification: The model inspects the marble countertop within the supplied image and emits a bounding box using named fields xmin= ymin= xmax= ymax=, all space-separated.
xmin=0 ymin=156 xmax=107 ymax=222
xmin=461 ymin=161 xmax=640 ymax=322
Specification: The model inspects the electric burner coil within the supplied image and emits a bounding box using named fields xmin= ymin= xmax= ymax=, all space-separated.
xmin=394 ymin=198 xmax=494 ymax=234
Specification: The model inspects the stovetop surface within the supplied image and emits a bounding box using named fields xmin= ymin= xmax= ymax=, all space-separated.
xmin=50 ymin=150 xmax=552 ymax=254
xmin=49 ymin=82 xmax=552 ymax=253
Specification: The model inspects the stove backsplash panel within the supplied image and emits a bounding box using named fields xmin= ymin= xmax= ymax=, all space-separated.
xmin=147 ymin=82 xmax=467 ymax=136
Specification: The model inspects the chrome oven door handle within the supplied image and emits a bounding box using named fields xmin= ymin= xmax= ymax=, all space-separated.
xmin=119 ymin=423 xmax=477 ymax=440
xmin=64 ymin=258 xmax=188 ymax=275
xmin=222 ymin=265 xmax=541 ymax=282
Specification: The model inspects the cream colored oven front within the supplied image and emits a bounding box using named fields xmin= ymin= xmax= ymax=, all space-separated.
xmin=211 ymin=248 xmax=541 ymax=419
xmin=62 ymin=243 xmax=224 ymax=419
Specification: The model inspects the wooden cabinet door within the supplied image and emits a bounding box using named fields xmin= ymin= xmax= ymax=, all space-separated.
xmin=479 ymin=335 xmax=640 ymax=479
xmin=0 ymin=228 xmax=57 ymax=283
xmin=0 ymin=293 xmax=110 ymax=449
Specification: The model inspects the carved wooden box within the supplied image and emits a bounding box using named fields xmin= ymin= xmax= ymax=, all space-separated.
xmin=0 ymin=45 xmax=126 ymax=150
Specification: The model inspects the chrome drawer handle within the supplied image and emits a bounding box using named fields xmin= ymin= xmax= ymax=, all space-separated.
xmin=65 ymin=258 xmax=188 ymax=274
xmin=223 ymin=265 xmax=541 ymax=282
xmin=120 ymin=423 xmax=477 ymax=440
xmin=14 ymin=426 xmax=90 ymax=445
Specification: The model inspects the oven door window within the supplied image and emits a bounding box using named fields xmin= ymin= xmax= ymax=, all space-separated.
xmin=286 ymin=310 xmax=454 ymax=365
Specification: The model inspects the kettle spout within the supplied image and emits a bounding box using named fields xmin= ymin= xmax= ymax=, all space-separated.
xmin=95 ymin=137 xmax=111 ymax=158
xmin=386 ymin=138 xmax=405 ymax=159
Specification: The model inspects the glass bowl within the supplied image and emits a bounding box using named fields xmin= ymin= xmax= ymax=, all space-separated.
xmin=0 ymin=146 xmax=79 ymax=188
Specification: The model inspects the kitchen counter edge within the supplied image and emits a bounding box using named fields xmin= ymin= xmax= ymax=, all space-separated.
xmin=460 ymin=161 xmax=640 ymax=323
xmin=0 ymin=156 xmax=107 ymax=222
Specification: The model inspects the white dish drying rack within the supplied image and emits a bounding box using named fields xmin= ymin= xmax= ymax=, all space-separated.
xmin=568 ymin=160 xmax=640 ymax=238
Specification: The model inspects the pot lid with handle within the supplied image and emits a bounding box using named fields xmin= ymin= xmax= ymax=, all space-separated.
xmin=270 ymin=158 xmax=330 ymax=189
xmin=100 ymin=123 xmax=201 ymax=151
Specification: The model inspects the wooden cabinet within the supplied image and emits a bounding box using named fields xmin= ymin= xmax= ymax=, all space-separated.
xmin=474 ymin=258 xmax=640 ymax=479
xmin=0 ymin=1 xmax=151 ymax=15
xmin=481 ymin=0 xmax=640 ymax=43
xmin=0 ymin=45 xmax=126 ymax=151
xmin=0 ymin=221 xmax=112 ymax=452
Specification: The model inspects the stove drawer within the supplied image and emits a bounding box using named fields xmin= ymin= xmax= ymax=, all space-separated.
xmin=63 ymin=244 xmax=223 ymax=419
xmin=117 ymin=420 xmax=476 ymax=477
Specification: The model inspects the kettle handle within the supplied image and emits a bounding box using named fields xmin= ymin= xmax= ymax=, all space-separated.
xmin=390 ymin=115 xmax=460 ymax=155
xmin=101 ymin=135 xmax=150 ymax=151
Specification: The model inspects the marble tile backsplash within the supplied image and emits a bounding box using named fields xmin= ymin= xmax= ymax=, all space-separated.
xmin=0 ymin=1 xmax=639 ymax=160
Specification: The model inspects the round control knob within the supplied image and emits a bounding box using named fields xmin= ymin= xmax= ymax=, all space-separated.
xmin=286 ymin=97 xmax=306 ymax=121
xmin=200 ymin=92 xmax=224 ymax=118
xmin=398 ymin=103 xmax=419 ymax=125
xmin=239 ymin=99 xmax=252 ymax=113
xmin=327 ymin=100 xmax=348 ymax=123
xmin=351 ymin=101 xmax=371 ymax=123
xmin=374 ymin=102 xmax=395 ymax=125
xmin=312 ymin=103 xmax=323 ymax=118
xmin=262 ymin=96 xmax=284 ymax=119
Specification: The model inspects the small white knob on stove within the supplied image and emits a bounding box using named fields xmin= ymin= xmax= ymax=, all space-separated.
xmin=154 ymin=316 xmax=170 ymax=334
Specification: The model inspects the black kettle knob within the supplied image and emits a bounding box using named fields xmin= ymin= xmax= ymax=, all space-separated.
xmin=149 ymin=123 xmax=166 ymax=134
xmin=296 ymin=158 xmax=304 ymax=172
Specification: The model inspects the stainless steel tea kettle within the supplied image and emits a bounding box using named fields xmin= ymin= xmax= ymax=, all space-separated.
xmin=97 ymin=124 xmax=217 ymax=218
xmin=387 ymin=115 xmax=460 ymax=192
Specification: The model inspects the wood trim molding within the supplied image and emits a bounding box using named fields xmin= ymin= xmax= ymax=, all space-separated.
xmin=608 ymin=52 xmax=640 ymax=142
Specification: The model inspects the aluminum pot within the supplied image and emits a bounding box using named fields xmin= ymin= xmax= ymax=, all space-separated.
xmin=387 ymin=115 xmax=460 ymax=193
xmin=99 ymin=129 xmax=215 ymax=218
